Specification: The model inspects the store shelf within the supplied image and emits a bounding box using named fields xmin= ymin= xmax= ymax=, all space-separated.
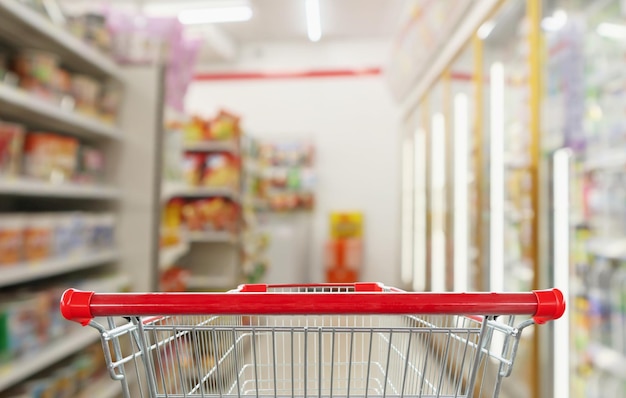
xmin=0 ymin=249 xmax=119 ymax=287
xmin=0 ymin=326 xmax=99 ymax=392
xmin=160 ymin=241 xmax=190 ymax=269
xmin=0 ymin=0 xmax=123 ymax=80
xmin=0 ymin=84 xmax=123 ymax=140
xmin=583 ymin=150 xmax=626 ymax=171
xmin=586 ymin=237 xmax=626 ymax=260
xmin=587 ymin=343 xmax=626 ymax=379
xmin=189 ymin=231 xmax=238 ymax=243
xmin=0 ymin=178 xmax=120 ymax=199
xmin=183 ymin=141 xmax=239 ymax=153
xmin=161 ymin=182 xmax=240 ymax=202
xmin=186 ymin=275 xmax=237 ymax=290
xmin=77 ymin=376 xmax=122 ymax=398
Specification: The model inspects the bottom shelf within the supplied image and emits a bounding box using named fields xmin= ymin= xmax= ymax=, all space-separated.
xmin=0 ymin=326 xmax=99 ymax=392
xmin=78 ymin=375 xmax=122 ymax=398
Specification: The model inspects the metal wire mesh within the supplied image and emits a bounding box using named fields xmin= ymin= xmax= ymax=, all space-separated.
xmin=92 ymin=309 xmax=528 ymax=398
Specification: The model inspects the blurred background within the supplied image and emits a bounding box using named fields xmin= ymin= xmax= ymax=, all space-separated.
xmin=0 ymin=0 xmax=624 ymax=397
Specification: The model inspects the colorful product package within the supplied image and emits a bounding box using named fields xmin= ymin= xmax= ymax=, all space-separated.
xmin=52 ymin=212 xmax=86 ymax=258
xmin=0 ymin=214 xmax=24 ymax=266
xmin=71 ymin=74 xmax=101 ymax=116
xmin=0 ymin=122 xmax=25 ymax=177
xmin=209 ymin=110 xmax=241 ymax=141
xmin=23 ymin=133 xmax=79 ymax=183
xmin=161 ymin=199 xmax=183 ymax=246
xmin=0 ymin=295 xmax=41 ymax=363
xmin=75 ymin=145 xmax=105 ymax=184
xmin=23 ymin=214 xmax=54 ymax=262
xmin=91 ymin=213 xmax=116 ymax=250
xmin=203 ymin=153 xmax=239 ymax=188
xmin=182 ymin=152 xmax=204 ymax=186
xmin=12 ymin=50 xmax=60 ymax=99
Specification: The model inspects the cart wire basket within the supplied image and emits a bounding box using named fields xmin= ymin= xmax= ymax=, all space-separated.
xmin=60 ymin=282 xmax=565 ymax=398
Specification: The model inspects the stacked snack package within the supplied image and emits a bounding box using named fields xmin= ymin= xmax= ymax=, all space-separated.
xmin=4 ymin=47 xmax=122 ymax=123
xmin=163 ymin=198 xmax=239 ymax=234
xmin=0 ymin=212 xmax=116 ymax=268
xmin=23 ymin=133 xmax=79 ymax=183
xmin=0 ymin=275 xmax=128 ymax=370
xmin=255 ymin=141 xmax=315 ymax=211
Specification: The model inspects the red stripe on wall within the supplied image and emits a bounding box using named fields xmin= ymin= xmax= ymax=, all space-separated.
xmin=194 ymin=67 xmax=383 ymax=81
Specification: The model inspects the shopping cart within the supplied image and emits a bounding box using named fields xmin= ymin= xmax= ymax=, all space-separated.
xmin=60 ymin=283 xmax=565 ymax=398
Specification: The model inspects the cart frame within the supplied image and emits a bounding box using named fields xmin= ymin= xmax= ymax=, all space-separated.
xmin=61 ymin=283 xmax=565 ymax=398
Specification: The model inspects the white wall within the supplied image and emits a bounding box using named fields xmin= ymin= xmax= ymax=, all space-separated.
xmin=186 ymin=40 xmax=401 ymax=287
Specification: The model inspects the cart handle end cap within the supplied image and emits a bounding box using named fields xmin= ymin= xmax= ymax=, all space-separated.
xmin=60 ymin=289 xmax=95 ymax=326
xmin=532 ymin=288 xmax=566 ymax=324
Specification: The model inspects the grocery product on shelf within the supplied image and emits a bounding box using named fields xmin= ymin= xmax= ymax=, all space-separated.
xmin=23 ymin=132 xmax=78 ymax=183
xmin=66 ymin=13 xmax=113 ymax=54
xmin=23 ymin=214 xmax=54 ymax=262
xmin=247 ymin=140 xmax=315 ymax=212
xmin=180 ymin=198 xmax=239 ymax=233
xmin=203 ymin=152 xmax=239 ymax=188
xmin=0 ymin=274 xmax=128 ymax=368
xmin=0 ymin=214 xmax=24 ymax=266
xmin=0 ymin=122 xmax=24 ymax=177
xmin=0 ymin=212 xmax=116 ymax=268
xmin=74 ymin=145 xmax=105 ymax=184
xmin=71 ymin=74 xmax=100 ymax=117
xmin=12 ymin=50 xmax=59 ymax=101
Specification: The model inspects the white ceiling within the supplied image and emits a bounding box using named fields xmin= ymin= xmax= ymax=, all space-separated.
xmin=62 ymin=0 xmax=409 ymax=42
xmin=215 ymin=0 xmax=409 ymax=42
xmin=61 ymin=0 xmax=411 ymax=62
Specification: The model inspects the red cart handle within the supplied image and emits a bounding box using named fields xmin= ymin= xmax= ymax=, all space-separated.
xmin=60 ymin=283 xmax=565 ymax=326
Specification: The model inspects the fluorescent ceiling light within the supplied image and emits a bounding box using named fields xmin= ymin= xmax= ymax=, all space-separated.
xmin=477 ymin=20 xmax=495 ymax=40
xmin=306 ymin=0 xmax=322 ymax=42
xmin=597 ymin=22 xmax=626 ymax=39
xmin=541 ymin=9 xmax=567 ymax=32
xmin=178 ymin=5 xmax=253 ymax=24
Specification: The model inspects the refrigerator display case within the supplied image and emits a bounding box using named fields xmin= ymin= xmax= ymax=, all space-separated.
xmin=543 ymin=0 xmax=626 ymax=396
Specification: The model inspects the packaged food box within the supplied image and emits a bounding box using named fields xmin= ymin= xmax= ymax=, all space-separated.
xmin=23 ymin=133 xmax=79 ymax=183
xmin=0 ymin=295 xmax=41 ymax=363
xmin=12 ymin=50 xmax=59 ymax=99
xmin=203 ymin=152 xmax=239 ymax=188
xmin=71 ymin=74 xmax=101 ymax=116
xmin=52 ymin=212 xmax=85 ymax=258
xmin=0 ymin=122 xmax=25 ymax=177
xmin=75 ymin=145 xmax=105 ymax=184
xmin=0 ymin=214 xmax=24 ymax=266
xmin=23 ymin=214 xmax=54 ymax=262
xmin=91 ymin=213 xmax=116 ymax=250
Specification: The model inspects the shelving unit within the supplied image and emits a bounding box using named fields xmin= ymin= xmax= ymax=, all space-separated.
xmin=0 ymin=1 xmax=164 ymax=395
xmin=0 ymin=0 xmax=124 ymax=80
xmin=0 ymin=249 xmax=119 ymax=287
xmin=188 ymin=231 xmax=238 ymax=243
xmin=161 ymin=182 xmax=240 ymax=203
xmin=0 ymin=178 xmax=120 ymax=199
xmin=159 ymin=241 xmax=190 ymax=269
xmin=0 ymin=326 xmax=100 ymax=392
xmin=0 ymin=84 xmax=123 ymax=140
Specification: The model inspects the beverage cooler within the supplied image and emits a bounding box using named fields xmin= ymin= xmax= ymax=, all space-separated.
xmin=397 ymin=0 xmax=626 ymax=396
xmin=544 ymin=1 xmax=626 ymax=395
